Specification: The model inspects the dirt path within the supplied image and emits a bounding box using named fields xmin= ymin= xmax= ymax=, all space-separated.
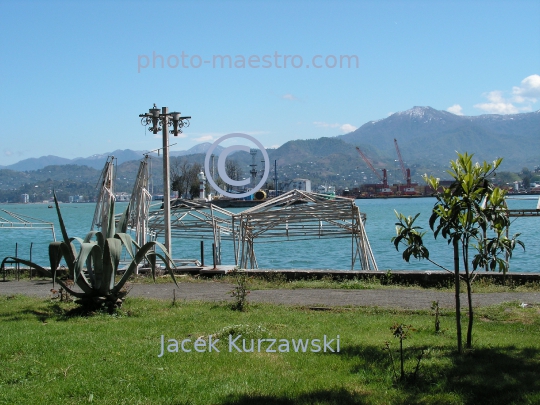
xmin=1 ymin=280 xmax=539 ymax=310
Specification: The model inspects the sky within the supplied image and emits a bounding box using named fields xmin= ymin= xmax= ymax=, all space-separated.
xmin=1 ymin=0 xmax=539 ymax=166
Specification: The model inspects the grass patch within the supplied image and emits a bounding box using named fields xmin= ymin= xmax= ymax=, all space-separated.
xmin=5 ymin=270 xmax=540 ymax=293
xmin=1 ymin=294 xmax=540 ymax=404
xmin=205 ymin=273 xmax=540 ymax=293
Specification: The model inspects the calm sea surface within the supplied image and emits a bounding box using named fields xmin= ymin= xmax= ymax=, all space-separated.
xmin=1 ymin=198 xmax=539 ymax=272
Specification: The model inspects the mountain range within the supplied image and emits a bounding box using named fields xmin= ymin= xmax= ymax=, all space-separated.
xmin=337 ymin=106 xmax=540 ymax=171
xmin=0 ymin=144 xmax=225 ymax=171
xmin=1 ymin=106 xmax=539 ymax=199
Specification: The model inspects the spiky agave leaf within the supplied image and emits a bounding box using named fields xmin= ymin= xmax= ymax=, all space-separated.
xmin=116 ymin=202 xmax=131 ymax=234
xmin=73 ymin=242 xmax=102 ymax=287
xmin=48 ymin=242 xmax=63 ymax=287
xmin=148 ymin=250 xmax=178 ymax=285
xmin=114 ymin=233 xmax=136 ymax=262
xmin=53 ymin=192 xmax=69 ymax=244
xmin=0 ymin=256 xmax=87 ymax=298
xmin=112 ymin=240 xmax=178 ymax=295
xmin=100 ymin=237 xmax=123 ymax=295
xmin=55 ymin=240 xmax=93 ymax=295
xmin=106 ymin=198 xmax=116 ymax=239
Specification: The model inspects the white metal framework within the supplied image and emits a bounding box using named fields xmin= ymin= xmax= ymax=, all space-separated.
xmin=91 ymin=156 xmax=115 ymax=234
xmin=0 ymin=209 xmax=56 ymax=240
xmin=145 ymin=190 xmax=378 ymax=271
xmin=232 ymin=190 xmax=378 ymax=270
xmin=127 ymin=156 xmax=153 ymax=246
xmin=147 ymin=200 xmax=236 ymax=265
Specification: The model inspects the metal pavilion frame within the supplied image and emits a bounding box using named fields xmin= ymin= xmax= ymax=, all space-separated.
xmin=144 ymin=190 xmax=378 ymax=271
xmin=0 ymin=209 xmax=56 ymax=240
xmin=232 ymin=190 xmax=378 ymax=270
xmin=127 ymin=156 xmax=154 ymax=247
xmin=0 ymin=209 xmax=57 ymax=279
xmin=91 ymin=156 xmax=115 ymax=235
xmin=147 ymin=199 xmax=236 ymax=266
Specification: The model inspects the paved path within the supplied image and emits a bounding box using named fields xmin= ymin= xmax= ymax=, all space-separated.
xmin=1 ymin=280 xmax=540 ymax=310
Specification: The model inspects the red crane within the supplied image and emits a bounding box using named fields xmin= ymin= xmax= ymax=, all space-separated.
xmin=355 ymin=146 xmax=391 ymax=194
xmin=393 ymin=138 xmax=416 ymax=195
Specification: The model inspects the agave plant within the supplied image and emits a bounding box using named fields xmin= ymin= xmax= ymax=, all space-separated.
xmin=1 ymin=193 xmax=177 ymax=310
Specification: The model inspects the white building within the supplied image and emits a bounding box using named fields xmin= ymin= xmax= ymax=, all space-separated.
xmin=287 ymin=178 xmax=312 ymax=192
xmin=21 ymin=194 xmax=29 ymax=203
xmin=69 ymin=195 xmax=85 ymax=203
xmin=317 ymin=185 xmax=335 ymax=194
xmin=115 ymin=192 xmax=131 ymax=202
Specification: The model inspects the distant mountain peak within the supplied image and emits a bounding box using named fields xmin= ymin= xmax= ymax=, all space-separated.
xmin=394 ymin=106 xmax=454 ymax=119
xmin=337 ymin=106 xmax=540 ymax=172
xmin=396 ymin=106 xmax=432 ymax=117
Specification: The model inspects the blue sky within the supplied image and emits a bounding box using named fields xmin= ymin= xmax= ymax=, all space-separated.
xmin=1 ymin=0 xmax=539 ymax=166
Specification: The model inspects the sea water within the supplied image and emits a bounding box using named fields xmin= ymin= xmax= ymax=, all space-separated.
xmin=1 ymin=198 xmax=539 ymax=272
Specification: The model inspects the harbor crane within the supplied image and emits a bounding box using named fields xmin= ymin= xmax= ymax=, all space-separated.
xmin=355 ymin=146 xmax=392 ymax=195
xmin=393 ymin=138 xmax=417 ymax=195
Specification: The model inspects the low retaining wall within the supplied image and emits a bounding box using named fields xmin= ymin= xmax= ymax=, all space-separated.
xmin=233 ymin=269 xmax=540 ymax=287
xmin=4 ymin=266 xmax=540 ymax=288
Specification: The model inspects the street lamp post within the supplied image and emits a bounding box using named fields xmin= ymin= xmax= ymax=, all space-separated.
xmin=139 ymin=104 xmax=190 ymax=259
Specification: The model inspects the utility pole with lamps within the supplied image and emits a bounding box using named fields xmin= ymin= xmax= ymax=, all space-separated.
xmin=139 ymin=104 xmax=191 ymax=258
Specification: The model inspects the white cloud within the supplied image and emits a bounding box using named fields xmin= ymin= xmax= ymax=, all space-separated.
xmin=153 ymin=130 xmax=188 ymax=139
xmin=194 ymin=135 xmax=215 ymax=142
xmin=283 ymin=94 xmax=299 ymax=101
xmin=340 ymin=124 xmax=357 ymax=133
xmin=474 ymin=91 xmax=520 ymax=114
xmin=447 ymin=104 xmax=463 ymax=115
xmin=512 ymin=74 xmax=540 ymax=101
xmin=4 ymin=149 xmax=13 ymax=156
xmin=474 ymin=75 xmax=539 ymax=114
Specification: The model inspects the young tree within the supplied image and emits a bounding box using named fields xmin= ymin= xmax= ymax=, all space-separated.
xmin=171 ymin=159 xmax=203 ymax=199
xmin=520 ymin=167 xmax=532 ymax=190
xmin=171 ymin=158 xmax=191 ymax=198
xmin=392 ymin=152 xmax=523 ymax=353
xmin=225 ymin=159 xmax=243 ymax=183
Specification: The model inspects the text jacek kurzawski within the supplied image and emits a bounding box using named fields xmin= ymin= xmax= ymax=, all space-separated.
xmin=158 ymin=334 xmax=340 ymax=357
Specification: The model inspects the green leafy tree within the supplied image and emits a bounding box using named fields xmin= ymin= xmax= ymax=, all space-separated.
xmin=520 ymin=167 xmax=532 ymax=190
xmin=392 ymin=152 xmax=523 ymax=353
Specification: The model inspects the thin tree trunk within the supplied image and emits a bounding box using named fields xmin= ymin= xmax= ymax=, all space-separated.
xmin=466 ymin=275 xmax=473 ymax=349
xmin=463 ymin=239 xmax=474 ymax=349
xmin=453 ymin=238 xmax=462 ymax=354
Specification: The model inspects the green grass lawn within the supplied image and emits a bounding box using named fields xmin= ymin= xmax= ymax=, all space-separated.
xmin=1 ymin=295 xmax=540 ymax=405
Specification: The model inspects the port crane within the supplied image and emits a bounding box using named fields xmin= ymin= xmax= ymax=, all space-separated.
xmin=393 ymin=138 xmax=417 ymax=195
xmin=355 ymin=146 xmax=392 ymax=195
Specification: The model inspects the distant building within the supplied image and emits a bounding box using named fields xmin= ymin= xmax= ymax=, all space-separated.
xmin=286 ymin=178 xmax=312 ymax=192
xmin=317 ymin=185 xmax=335 ymax=195
xmin=115 ymin=192 xmax=131 ymax=202
xmin=21 ymin=194 xmax=29 ymax=203
xmin=69 ymin=195 xmax=85 ymax=203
